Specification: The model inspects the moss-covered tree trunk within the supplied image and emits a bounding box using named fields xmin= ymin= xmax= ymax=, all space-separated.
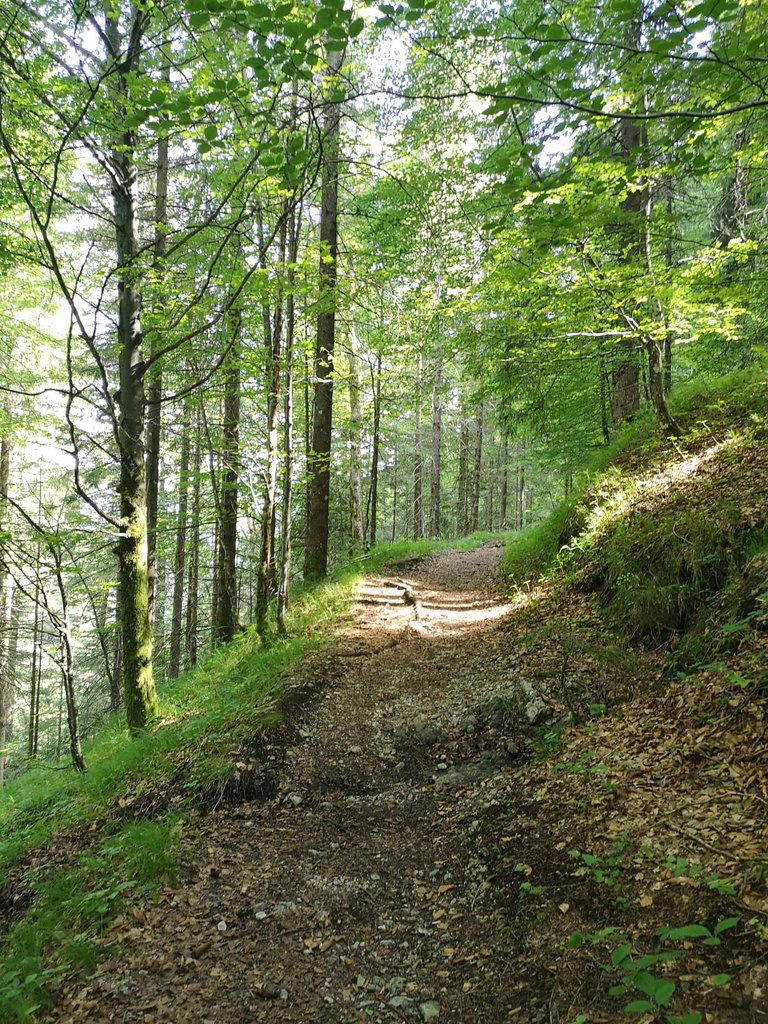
xmin=106 ymin=10 xmax=158 ymax=733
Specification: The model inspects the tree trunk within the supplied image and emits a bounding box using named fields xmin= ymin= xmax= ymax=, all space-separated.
xmin=106 ymin=12 xmax=157 ymax=732
xmin=413 ymin=352 xmax=424 ymax=540
xmin=212 ymin=313 xmax=241 ymax=644
xmin=470 ymin=403 xmax=483 ymax=533
xmin=369 ymin=353 xmax=382 ymax=548
xmin=0 ymin=584 xmax=16 ymax=787
xmin=168 ymin=398 xmax=191 ymax=678
xmin=347 ymin=331 xmax=365 ymax=553
xmin=499 ymin=436 xmax=508 ymax=529
xmin=429 ymin=356 xmax=442 ymax=539
xmin=28 ymin=587 xmax=41 ymax=758
xmin=277 ymin=203 xmax=300 ymax=637
xmin=304 ymin=45 xmax=344 ymax=582
xmin=185 ymin=401 xmax=202 ymax=667
xmin=516 ymin=463 xmax=525 ymax=530
xmin=0 ymin=428 xmax=10 ymax=782
xmin=257 ymin=207 xmax=288 ymax=636
xmin=457 ymin=418 xmax=469 ymax=536
xmin=145 ymin=53 xmax=171 ymax=624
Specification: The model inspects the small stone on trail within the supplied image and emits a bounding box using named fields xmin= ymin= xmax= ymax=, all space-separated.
xmin=419 ymin=1000 xmax=441 ymax=1021
xmin=285 ymin=792 xmax=303 ymax=806
xmin=216 ymin=920 xmax=227 ymax=932
xmin=347 ymin=745 xmax=363 ymax=755
xmin=386 ymin=976 xmax=407 ymax=995
xmin=389 ymin=995 xmax=414 ymax=1010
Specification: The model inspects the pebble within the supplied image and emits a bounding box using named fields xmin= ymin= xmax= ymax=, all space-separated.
xmin=419 ymin=1001 xmax=441 ymax=1022
xmin=389 ymin=995 xmax=414 ymax=1010
xmin=285 ymin=792 xmax=303 ymax=807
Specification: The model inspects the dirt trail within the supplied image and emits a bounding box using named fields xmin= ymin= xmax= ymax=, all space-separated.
xmin=51 ymin=543 xmax=548 ymax=1024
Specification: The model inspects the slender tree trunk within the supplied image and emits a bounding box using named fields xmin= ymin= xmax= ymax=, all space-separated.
xmin=457 ymin=418 xmax=469 ymax=536
xmin=111 ymin=585 xmax=122 ymax=713
xmin=391 ymin=442 xmax=398 ymax=543
xmin=612 ymin=30 xmax=643 ymax=424
xmin=277 ymin=200 xmax=301 ymax=636
xmin=145 ymin=53 xmax=171 ymax=623
xmin=168 ymin=399 xmax=191 ymax=678
xmin=106 ymin=13 xmax=157 ymax=732
xmin=257 ymin=208 xmax=288 ymax=636
xmin=0 ymin=428 xmax=10 ymax=782
xmin=516 ymin=462 xmax=525 ymax=530
xmin=51 ymin=558 xmax=86 ymax=773
xmin=304 ymin=45 xmax=344 ymax=581
xmin=185 ymin=401 xmax=202 ymax=667
xmin=347 ymin=331 xmax=365 ymax=553
xmin=369 ymin=353 xmax=382 ymax=548
xmin=28 ymin=587 xmax=41 ymax=758
xmin=213 ymin=312 xmax=241 ymax=644
xmin=413 ymin=352 xmax=424 ymax=540
xmin=470 ymin=403 xmax=483 ymax=533
xmin=429 ymin=356 xmax=442 ymax=539
xmin=0 ymin=584 xmax=15 ymax=787
xmin=499 ymin=436 xmax=508 ymax=529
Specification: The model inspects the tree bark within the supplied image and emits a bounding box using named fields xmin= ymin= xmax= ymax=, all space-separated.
xmin=185 ymin=401 xmax=202 ymax=667
xmin=457 ymin=418 xmax=469 ymax=536
xmin=277 ymin=201 xmax=301 ymax=637
xmin=106 ymin=11 xmax=158 ymax=732
xmin=499 ymin=436 xmax=509 ymax=529
xmin=212 ymin=311 xmax=241 ymax=644
xmin=470 ymin=402 xmax=483 ymax=533
xmin=429 ymin=356 xmax=442 ymax=539
xmin=304 ymin=45 xmax=344 ymax=582
xmin=168 ymin=398 xmax=191 ymax=678
xmin=369 ymin=352 xmax=382 ymax=548
xmin=347 ymin=331 xmax=365 ymax=553
xmin=257 ymin=207 xmax=288 ymax=636
xmin=145 ymin=52 xmax=171 ymax=624
xmin=412 ymin=352 xmax=424 ymax=540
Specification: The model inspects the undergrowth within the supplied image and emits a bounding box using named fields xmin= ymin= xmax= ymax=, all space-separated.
xmin=502 ymin=370 xmax=768 ymax=674
xmin=0 ymin=530 xmax=505 ymax=1021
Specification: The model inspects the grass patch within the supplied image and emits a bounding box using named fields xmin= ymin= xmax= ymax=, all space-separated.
xmin=503 ymin=370 xmax=768 ymax=664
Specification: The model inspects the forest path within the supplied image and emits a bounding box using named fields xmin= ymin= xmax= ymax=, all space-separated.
xmin=52 ymin=543 xmax=551 ymax=1024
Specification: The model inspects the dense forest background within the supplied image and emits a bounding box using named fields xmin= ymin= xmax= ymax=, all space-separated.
xmin=0 ymin=0 xmax=765 ymax=776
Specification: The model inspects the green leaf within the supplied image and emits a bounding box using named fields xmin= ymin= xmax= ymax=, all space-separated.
xmin=611 ymin=942 xmax=632 ymax=966
xmin=349 ymin=16 xmax=365 ymax=35
xmin=664 ymin=924 xmax=712 ymax=941
xmin=710 ymin=973 xmax=731 ymax=987
xmin=653 ymin=980 xmax=676 ymax=1007
xmin=203 ymin=124 xmax=217 ymax=141
xmin=714 ymin=917 xmax=739 ymax=935
xmin=625 ymin=1000 xmax=655 ymax=1013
